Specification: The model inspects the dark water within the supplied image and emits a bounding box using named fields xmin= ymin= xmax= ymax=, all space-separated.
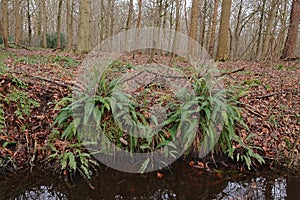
xmin=0 ymin=162 xmax=299 ymax=200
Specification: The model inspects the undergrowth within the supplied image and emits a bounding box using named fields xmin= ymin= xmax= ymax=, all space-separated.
xmin=51 ymin=61 xmax=265 ymax=179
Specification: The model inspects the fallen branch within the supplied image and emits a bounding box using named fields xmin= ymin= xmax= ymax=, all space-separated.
xmin=256 ymin=90 xmax=299 ymax=99
xmin=9 ymin=70 xmax=73 ymax=88
xmin=221 ymin=66 xmax=246 ymax=76
xmin=9 ymin=42 xmax=32 ymax=51
xmin=240 ymin=103 xmax=267 ymax=118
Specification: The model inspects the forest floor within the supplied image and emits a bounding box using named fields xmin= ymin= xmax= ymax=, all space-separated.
xmin=0 ymin=48 xmax=299 ymax=174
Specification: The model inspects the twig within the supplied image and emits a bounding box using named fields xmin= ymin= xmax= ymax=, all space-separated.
xmin=9 ymin=42 xmax=32 ymax=51
xmin=256 ymin=90 xmax=299 ymax=99
xmin=9 ymin=70 xmax=73 ymax=88
xmin=240 ymin=103 xmax=267 ymax=118
xmin=221 ymin=67 xmax=245 ymax=76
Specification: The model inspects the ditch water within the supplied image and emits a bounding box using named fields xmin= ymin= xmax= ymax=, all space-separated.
xmin=0 ymin=162 xmax=299 ymax=200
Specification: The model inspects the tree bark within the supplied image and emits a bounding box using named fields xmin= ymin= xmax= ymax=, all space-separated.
xmin=126 ymin=0 xmax=134 ymax=31
xmin=262 ymin=0 xmax=278 ymax=59
xmin=170 ymin=0 xmax=181 ymax=64
xmin=209 ymin=0 xmax=219 ymax=57
xmin=1 ymin=0 xmax=9 ymax=49
xmin=15 ymin=0 xmax=22 ymax=45
xmin=256 ymin=0 xmax=266 ymax=59
xmin=41 ymin=0 xmax=47 ymax=48
xmin=57 ymin=0 xmax=63 ymax=48
xmin=216 ymin=0 xmax=232 ymax=61
xmin=281 ymin=0 xmax=300 ymax=59
xmin=77 ymin=0 xmax=92 ymax=53
xmin=27 ymin=0 xmax=32 ymax=45
xmin=189 ymin=0 xmax=199 ymax=41
xmin=66 ymin=0 xmax=74 ymax=50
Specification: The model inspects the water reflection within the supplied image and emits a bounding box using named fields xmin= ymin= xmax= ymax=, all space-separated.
xmin=15 ymin=185 xmax=67 ymax=200
xmin=0 ymin=164 xmax=299 ymax=200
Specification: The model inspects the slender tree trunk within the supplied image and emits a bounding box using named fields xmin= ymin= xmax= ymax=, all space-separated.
xmin=41 ymin=0 xmax=47 ymax=48
xmin=100 ymin=0 xmax=105 ymax=42
xmin=170 ymin=0 xmax=181 ymax=64
xmin=233 ymin=0 xmax=243 ymax=59
xmin=184 ymin=0 xmax=189 ymax=34
xmin=110 ymin=0 xmax=115 ymax=37
xmin=77 ymin=0 xmax=92 ymax=53
xmin=15 ymin=0 xmax=22 ymax=44
xmin=256 ymin=0 xmax=266 ymax=59
xmin=216 ymin=0 xmax=232 ymax=61
xmin=134 ymin=0 xmax=142 ymax=56
xmin=281 ymin=0 xmax=300 ymax=59
xmin=57 ymin=0 xmax=63 ymax=48
xmin=126 ymin=0 xmax=134 ymax=31
xmin=2 ymin=0 xmax=9 ymax=49
xmin=199 ymin=0 xmax=207 ymax=47
xmin=209 ymin=0 xmax=219 ymax=57
xmin=189 ymin=0 xmax=199 ymax=57
xmin=189 ymin=0 xmax=199 ymax=41
xmin=66 ymin=0 xmax=74 ymax=50
xmin=27 ymin=0 xmax=32 ymax=45
xmin=262 ymin=0 xmax=278 ymax=59
xmin=148 ymin=0 xmax=163 ymax=62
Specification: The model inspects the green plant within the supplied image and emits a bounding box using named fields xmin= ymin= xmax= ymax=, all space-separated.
xmin=50 ymin=55 xmax=79 ymax=67
xmin=52 ymin=63 xmax=266 ymax=177
xmin=5 ymin=88 xmax=40 ymax=119
xmin=193 ymin=78 xmax=265 ymax=170
xmin=47 ymin=141 xmax=98 ymax=179
xmin=44 ymin=33 xmax=66 ymax=48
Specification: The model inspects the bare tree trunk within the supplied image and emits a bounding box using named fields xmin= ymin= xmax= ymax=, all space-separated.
xmin=189 ymin=0 xmax=199 ymax=57
xmin=66 ymin=0 xmax=74 ymax=50
xmin=57 ymin=0 xmax=63 ymax=48
xmin=27 ymin=0 xmax=32 ymax=45
xmin=262 ymin=0 xmax=278 ymax=59
xmin=216 ymin=0 xmax=232 ymax=61
xmin=184 ymin=0 xmax=189 ymax=34
xmin=233 ymin=0 xmax=243 ymax=59
xmin=199 ymin=0 xmax=207 ymax=47
xmin=170 ymin=0 xmax=181 ymax=64
xmin=15 ymin=0 xmax=22 ymax=44
xmin=209 ymin=0 xmax=219 ymax=57
xmin=134 ymin=0 xmax=142 ymax=56
xmin=110 ymin=0 xmax=115 ymax=37
xmin=41 ymin=0 xmax=47 ymax=48
xmin=77 ymin=0 xmax=92 ymax=53
xmin=189 ymin=0 xmax=199 ymax=41
xmin=281 ymin=0 xmax=300 ymax=59
xmin=126 ymin=0 xmax=134 ymax=31
xmin=256 ymin=0 xmax=266 ymax=59
xmin=99 ymin=0 xmax=105 ymax=42
xmin=125 ymin=0 xmax=134 ymax=52
xmin=2 ymin=0 xmax=9 ymax=49
xmin=148 ymin=0 xmax=163 ymax=62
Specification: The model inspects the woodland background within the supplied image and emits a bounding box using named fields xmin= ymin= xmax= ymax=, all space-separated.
xmin=0 ymin=0 xmax=299 ymax=60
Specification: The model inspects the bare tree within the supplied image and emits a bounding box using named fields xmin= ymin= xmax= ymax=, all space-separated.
xmin=189 ymin=0 xmax=199 ymax=41
xmin=77 ymin=0 xmax=92 ymax=53
xmin=281 ymin=0 xmax=300 ymax=59
xmin=15 ymin=0 xmax=22 ymax=45
xmin=261 ymin=0 xmax=279 ymax=59
xmin=66 ymin=0 xmax=74 ymax=50
xmin=27 ymin=0 xmax=32 ymax=44
xmin=209 ymin=0 xmax=219 ymax=57
xmin=41 ymin=0 xmax=47 ymax=48
xmin=1 ymin=0 xmax=9 ymax=49
xmin=57 ymin=0 xmax=63 ymax=48
xmin=216 ymin=0 xmax=232 ymax=61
